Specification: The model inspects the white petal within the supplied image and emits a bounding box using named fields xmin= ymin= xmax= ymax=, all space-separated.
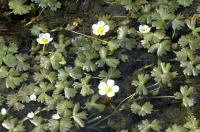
xmin=2 ymin=122 xmax=10 ymax=129
xmin=36 ymin=38 xmax=42 ymax=44
xmin=39 ymin=33 xmax=45 ymax=38
xmin=52 ymin=114 xmax=61 ymax=120
xmin=27 ymin=112 xmax=34 ymax=118
xmin=99 ymin=89 xmax=106 ymax=95
xmin=30 ymin=94 xmax=37 ymax=101
xmin=98 ymin=82 xmax=107 ymax=89
xmin=49 ymin=37 xmax=53 ymax=42
xmin=44 ymin=33 xmax=50 ymax=39
xmin=113 ymin=85 xmax=119 ymax=92
xmin=104 ymin=25 xmax=110 ymax=32
xmin=93 ymin=30 xmax=99 ymax=35
xmin=107 ymin=79 xmax=115 ymax=86
xmin=107 ymin=92 xmax=115 ymax=97
xmin=1 ymin=108 xmax=7 ymax=115
xmin=98 ymin=21 xmax=105 ymax=26
xmin=139 ymin=25 xmax=150 ymax=34
xmin=92 ymin=24 xmax=98 ymax=30
xmin=139 ymin=25 xmax=143 ymax=32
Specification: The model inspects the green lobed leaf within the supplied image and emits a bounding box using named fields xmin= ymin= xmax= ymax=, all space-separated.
xmin=9 ymin=0 xmax=32 ymax=15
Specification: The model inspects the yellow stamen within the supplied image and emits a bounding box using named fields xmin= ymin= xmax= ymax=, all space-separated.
xmin=41 ymin=37 xmax=48 ymax=44
xmin=97 ymin=27 xmax=105 ymax=35
xmin=105 ymin=86 xmax=113 ymax=94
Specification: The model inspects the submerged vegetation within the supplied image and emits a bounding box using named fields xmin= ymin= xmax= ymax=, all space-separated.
xmin=0 ymin=0 xmax=200 ymax=131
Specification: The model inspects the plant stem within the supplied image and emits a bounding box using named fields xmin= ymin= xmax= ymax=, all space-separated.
xmin=65 ymin=29 xmax=109 ymax=44
xmin=152 ymin=96 xmax=175 ymax=99
xmin=91 ymin=93 xmax=136 ymax=127
xmin=116 ymin=93 xmax=136 ymax=109
xmin=92 ymin=76 xmax=103 ymax=79
xmin=146 ymin=82 xmax=159 ymax=89
xmin=21 ymin=107 xmax=48 ymax=122
xmin=90 ymin=113 xmax=115 ymax=127
xmin=113 ymin=15 xmax=127 ymax=18
xmin=50 ymin=26 xmax=109 ymax=44
xmin=86 ymin=116 xmax=102 ymax=124
xmin=42 ymin=44 xmax=46 ymax=55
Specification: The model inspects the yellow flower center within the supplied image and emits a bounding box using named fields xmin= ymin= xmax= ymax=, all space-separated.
xmin=97 ymin=27 xmax=105 ymax=35
xmin=41 ymin=37 xmax=48 ymax=44
xmin=105 ymin=86 xmax=113 ymax=94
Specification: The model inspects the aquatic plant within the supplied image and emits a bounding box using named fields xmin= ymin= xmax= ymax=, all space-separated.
xmin=0 ymin=0 xmax=200 ymax=131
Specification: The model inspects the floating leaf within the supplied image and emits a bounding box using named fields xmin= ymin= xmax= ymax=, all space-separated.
xmin=31 ymin=0 xmax=61 ymax=11
xmin=2 ymin=118 xmax=25 ymax=131
xmin=177 ymin=0 xmax=193 ymax=7
xmin=178 ymin=34 xmax=200 ymax=50
xmin=85 ymin=95 xmax=105 ymax=112
xmin=148 ymin=39 xmax=171 ymax=56
xmin=166 ymin=124 xmax=187 ymax=132
xmin=55 ymin=81 xmax=77 ymax=99
xmin=15 ymin=53 xmax=30 ymax=71
xmin=73 ymin=103 xmax=87 ymax=127
xmin=56 ymin=100 xmax=74 ymax=117
xmin=138 ymin=119 xmax=161 ymax=132
xmin=73 ymin=75 xmax=93 ymax=96
xmin=131 ymin=102 xmax=153 ymax=116
xmin=184 ymin=115 xmax=200 ymax=131
xmin=48 ymin=118 xmax=73 ymax=132
xmin=30 ymin=23 xmax=48 ymax=36
xmin=172 ymin=15 xmax=185 ymax=31
xmin=151 ymin=62 xmax=177 ymax=86
xmin=0 ymin=66 xmax=28 ymax=89
xmin=132 ymin=74 xmax=150 ymax=95
xmin=35 ymin=82 xmax=53 ymax=103
xmin=50 ymin=52 xmax=66 ymax=70
xmin=9 ymin=0 xmax=32 ymax=15
xmin=174 ymin=85 xmax=195 ymax=107
xmin=99 ymin=68 xmax=121 ymax=81
xmin=34 ymin=70 xmax=57 ymax=83
xmin=30 ymin=117 xmax=48 ymax=132
xmin=7 ymin=94 xmax=25 ymax=111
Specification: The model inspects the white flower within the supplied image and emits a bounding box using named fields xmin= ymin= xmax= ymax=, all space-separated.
xmin=139 ymin=25 xmax=151 ymax=34
xmin=98 ymin=79 xmax=119 ymax=97
xmin=2 ymin=121 xmax=10 ymax=130
xmin=52 ymin=114 xmax=61 ymax=120
xmin=27 ymin=112 xmax=35 ymax=118
xmin=36 ymin=33 xmax=53 ymax=44
xmin=1 ymin=108 xmax=7 ymax=115
xmin=92 ymin=21 xmax=109 ymax=36
xmin=29 ymin=94 xmax=37 ymax=101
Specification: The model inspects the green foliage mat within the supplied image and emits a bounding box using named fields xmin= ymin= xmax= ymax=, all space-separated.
xmin=0 ymin=0 xmax=200 ymax=131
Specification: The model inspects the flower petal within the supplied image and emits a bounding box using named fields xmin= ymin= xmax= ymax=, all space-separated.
xmin=99 ymin=89 xmax=106 ymax=95
xmin=113 ymin=85 xmax=119 ymax=92
xmin=92 ymin=24 xmax=98 ymax=30
xmin=93 ymin=30 xmax=99 ymax=35
xmin=98 ymin=21 xmax=105 ymax=26
xmin=139 ymin=25 xmax=143 ymax=32
xmin=104 ymin=25 xmax=109 ymax=32
xmin=39 ymin=33 xmax=45 ymax=38
xmin=52 ymin=114 xmax=61 ymax=120
xmin=139 ymin=25 xmax=150 ymax=34
xmin=107 ymin=92 xmax=115 ymax=97
xmin=49 ymin=37 xmax=53 ymax=42
xmin=37 ymin=38 xmax=43 ymax=44
xmin=107 ymin=79 xmax=115 ymax=86
xmin=98 ymin=82 xmax=107 ymax=89
xmin=44 ymin=33 xmax=50 ymax=38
